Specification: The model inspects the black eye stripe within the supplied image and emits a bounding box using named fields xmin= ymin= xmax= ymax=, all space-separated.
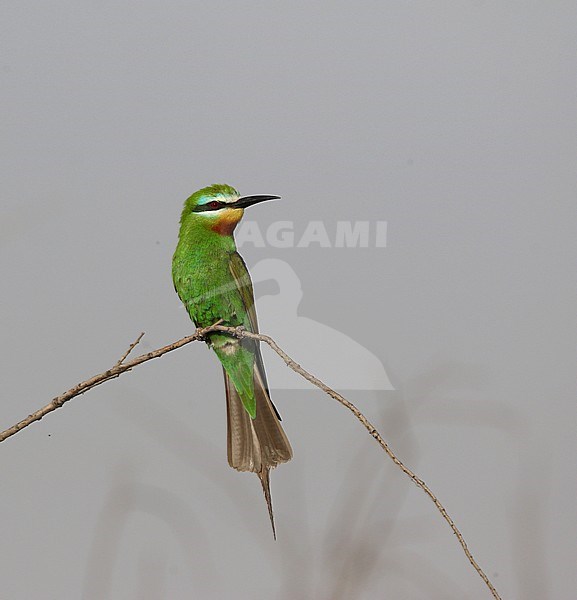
xmin=193 ymin=200 xmax=224 ymax=212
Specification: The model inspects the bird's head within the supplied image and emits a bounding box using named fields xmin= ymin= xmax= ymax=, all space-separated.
xmin=180 ymin=183 xmax=279 ymax=236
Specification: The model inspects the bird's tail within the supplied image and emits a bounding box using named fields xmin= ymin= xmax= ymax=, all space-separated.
xmin=223 ymin=365 xmax=292 ymax=539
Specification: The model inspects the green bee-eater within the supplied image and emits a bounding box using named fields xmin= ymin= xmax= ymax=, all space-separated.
xmin=172 ymin=183 xmax=293 ymax=537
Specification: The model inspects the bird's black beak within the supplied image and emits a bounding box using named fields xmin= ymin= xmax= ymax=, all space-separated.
xmin=234 ymin=194 xmax=280 ymax=209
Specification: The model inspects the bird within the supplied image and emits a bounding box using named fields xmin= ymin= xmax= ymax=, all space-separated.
xmin=172 ymin=183 xmax=293 ymax=538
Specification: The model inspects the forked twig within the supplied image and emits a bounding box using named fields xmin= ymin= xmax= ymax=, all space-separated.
xmin=114 ymin=332 xmax=145 ymax=367
xmin=0 ymin=331 xmax=203 ymax=443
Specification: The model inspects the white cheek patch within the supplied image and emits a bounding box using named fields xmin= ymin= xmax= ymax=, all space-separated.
xmin=198 ymin=208 xmax=227 ymax=218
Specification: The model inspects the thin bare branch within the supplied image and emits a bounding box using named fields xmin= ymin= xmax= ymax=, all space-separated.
xmin=0 ymin=322 xmax=502 ymax=599
xmin=207 ymin=324 xmax=503 ymax=600
xmin=0 ymin=328 xmax=205 ymax=443
xmin=114 ymin=331 xmax=145 ymax=367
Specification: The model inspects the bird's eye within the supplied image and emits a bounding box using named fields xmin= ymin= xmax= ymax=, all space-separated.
xmin=208 ymin=200 xmax=220 ymax=210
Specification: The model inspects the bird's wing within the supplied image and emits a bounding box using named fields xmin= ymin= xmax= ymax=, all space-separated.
xmin=228 ymin=251 xmax=259 ymax=333
xmin=228 ymin=251 xmax=274 ymax=403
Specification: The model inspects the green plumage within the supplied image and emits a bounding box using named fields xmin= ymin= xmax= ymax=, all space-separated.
xmin=172 ymin=183 xmax=293 ymax=538
xmin=172 ymin=185 xmax=257 ymax=417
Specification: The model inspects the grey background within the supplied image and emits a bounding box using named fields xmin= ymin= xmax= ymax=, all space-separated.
xmin=2 ymin=2 xmax=576 ymax=599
